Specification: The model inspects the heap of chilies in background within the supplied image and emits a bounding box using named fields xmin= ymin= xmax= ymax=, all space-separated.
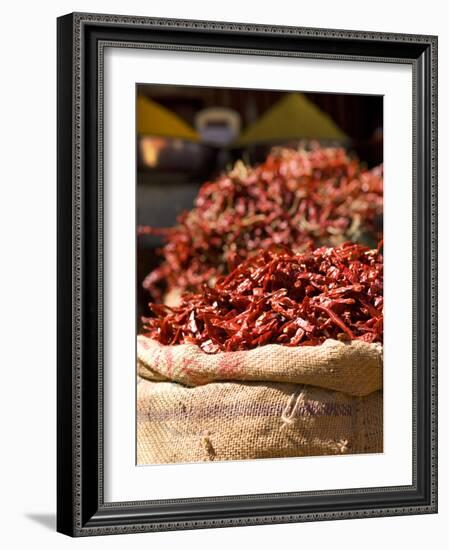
xmin=142 ymin=242 xmax=383 ymax=353
xmin=139 ymin=146 xmax=383 ymax=300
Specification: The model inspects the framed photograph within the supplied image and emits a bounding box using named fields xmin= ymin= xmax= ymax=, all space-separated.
xmin=57 ymin=12 xmax=438 ymax=536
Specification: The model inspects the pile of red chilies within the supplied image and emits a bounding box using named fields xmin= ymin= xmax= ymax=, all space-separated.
xmin=140 ymin=146 xmax=383 ymax=299
xmin=142 ymin=242 xmax=383 ymax=353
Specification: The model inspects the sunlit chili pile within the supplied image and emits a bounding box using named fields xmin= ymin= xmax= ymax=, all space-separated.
xmin=142 ymin=241 xmax=383 ymax=353
xmin=139 ymin=146 xmax=383 ymax=300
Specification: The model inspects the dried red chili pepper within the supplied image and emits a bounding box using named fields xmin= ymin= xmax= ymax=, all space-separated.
xmin=139 ymin=146 xmax=383 ymax=300
xmin=142 ymin=241 xmax=383 ymax=352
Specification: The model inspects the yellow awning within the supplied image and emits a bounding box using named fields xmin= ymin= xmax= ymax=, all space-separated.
xmin=235 ymin=93 xmax=346 ymax=146
xmin=137 ymin=96 xmax=199 ymax=141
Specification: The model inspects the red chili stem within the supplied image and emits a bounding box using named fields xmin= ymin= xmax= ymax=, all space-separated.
xmin=312 ymin=304 xmax=356 ymax=339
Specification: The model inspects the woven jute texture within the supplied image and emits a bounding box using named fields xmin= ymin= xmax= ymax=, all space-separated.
xmin=137 ymin=336 xmax=383 ymax=464
xmin=137 ymin=377 xmax=383 ymax=464
xmin=137 ymin=336 xmax=382 ymax=397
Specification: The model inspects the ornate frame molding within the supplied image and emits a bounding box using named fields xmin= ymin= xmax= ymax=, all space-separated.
xmin=57 ymin=12 xmax=437 ymax=536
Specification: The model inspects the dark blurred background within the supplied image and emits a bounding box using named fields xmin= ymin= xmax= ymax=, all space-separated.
xmin=136 ymin=84 xmax=383 ymax=315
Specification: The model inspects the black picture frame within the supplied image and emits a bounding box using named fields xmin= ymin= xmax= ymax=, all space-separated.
xmin=57 ymin=12 xmax=438 ymax=537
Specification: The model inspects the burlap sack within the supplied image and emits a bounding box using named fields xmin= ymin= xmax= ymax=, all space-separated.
xmin=137 ymin=335 xmax=383 ymax=464
xmin=137 ymin=336 xmax=382 ymax=397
